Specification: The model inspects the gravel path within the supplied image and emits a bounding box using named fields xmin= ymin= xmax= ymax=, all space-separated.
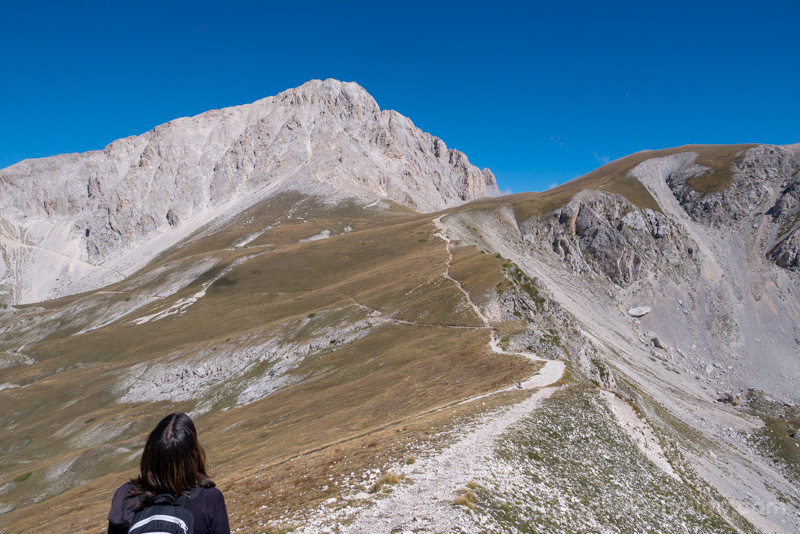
xmin=330 ymin=218 xmax=565 ymax=533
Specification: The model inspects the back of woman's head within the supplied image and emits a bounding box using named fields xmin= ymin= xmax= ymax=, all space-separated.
xmin=133 ymin=413 xmax=215 ymax=498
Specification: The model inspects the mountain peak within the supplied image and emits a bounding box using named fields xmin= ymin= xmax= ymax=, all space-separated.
xmin=0 ymin=80 xmax=498 ymax=304
xmin=273 ymin=78 xmax=380 ymax=112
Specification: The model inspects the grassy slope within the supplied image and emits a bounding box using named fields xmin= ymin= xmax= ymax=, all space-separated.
xmin=0 ymin=193 xmax=535 ymax=533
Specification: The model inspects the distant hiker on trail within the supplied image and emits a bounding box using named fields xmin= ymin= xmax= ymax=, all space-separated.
xmin=106 ymin=413 xmax=230 ymax=534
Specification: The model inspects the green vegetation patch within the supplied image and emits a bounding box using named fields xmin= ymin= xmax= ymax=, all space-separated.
xmin=503 ymin=265 xmax=545 ymax=310
xmin=686 ymin=146 xmax=754 ymax=195
xmin=540 ymin=330 xmax=561 ymax=348
xmin=591 ymin=357 xmax=611 ymax=386
xmin=744 ymin=389 xmax=800 ymax=484
xmin=13 ymin=472 xmax=32 ymax=483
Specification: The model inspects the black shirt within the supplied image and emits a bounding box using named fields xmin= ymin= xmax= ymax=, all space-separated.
xmin=107 ymin=482 xmax=230 ymax=534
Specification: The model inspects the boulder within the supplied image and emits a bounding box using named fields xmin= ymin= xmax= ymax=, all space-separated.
xmin=627 ymin=306 xmax=651 ymax=317
xmin=717 ymin=392 xmax=741 ymax=405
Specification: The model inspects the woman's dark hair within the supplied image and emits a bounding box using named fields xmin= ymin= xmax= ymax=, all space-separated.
xmin=130 ymin=413 xmax=215 ymax=502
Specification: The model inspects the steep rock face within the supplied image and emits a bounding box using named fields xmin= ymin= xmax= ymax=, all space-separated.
xmin=523 ymin=190 xmax=695 ymax=285
xmin=664 ymin=144 xmax=800 ymax=272
xmin=772 ymin=229 xmax=800 ymax=269
xmin=765 ymin=152 xmax=800 ymax=271
xmin=0 ymin=79 xmax=498 ymax=304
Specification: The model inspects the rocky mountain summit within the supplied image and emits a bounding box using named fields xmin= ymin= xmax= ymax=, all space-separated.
xmin=0 ymin=79 xmax=497 ymax=304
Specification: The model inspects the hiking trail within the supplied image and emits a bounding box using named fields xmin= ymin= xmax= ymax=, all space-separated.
xmin=294 ymin=215 xmax=565 ymax=533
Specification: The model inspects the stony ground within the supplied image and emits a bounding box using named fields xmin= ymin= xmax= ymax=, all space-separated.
xmin=469 ymin=384 xmax=752 ymax=534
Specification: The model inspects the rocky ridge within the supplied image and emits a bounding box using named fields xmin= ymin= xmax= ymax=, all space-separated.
xmin=510 ymin=145 xmax=800 ymax=402
xmin=526 ymin=189 xmax=696 ymax=285
xmin=0 ymin=79 xmax=497 ymax=304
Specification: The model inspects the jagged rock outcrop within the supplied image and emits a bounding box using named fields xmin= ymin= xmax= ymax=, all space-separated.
xmin=524 ymin=190 xmax=695 ymax=285
xmin=666 ymin=146 xmax=800 ymax=226
xmin=663 ymin=144 xmax=800 ymax=272
xmin=765 ymin=151 xmax=800 ymax=271
xmin=771 ymin=229 xmax=800 ymax=269
xmin=0 ymin=79 xmax=498 ymax=304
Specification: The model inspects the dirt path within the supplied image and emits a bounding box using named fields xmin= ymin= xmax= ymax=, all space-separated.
xmin=315 ymin=216 xmax=565 ymax=533
xmin=338 ymin=292 xmax=484 ymax=331
xmin=431 ymin=215 xmax=563 ymax=393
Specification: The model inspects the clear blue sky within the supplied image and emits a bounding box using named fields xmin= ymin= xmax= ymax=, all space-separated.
xmin=2 ymin=1 xmax=798 ymax=193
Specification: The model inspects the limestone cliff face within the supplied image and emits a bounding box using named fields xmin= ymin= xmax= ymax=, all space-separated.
xmin=531 ymin=144 xmax=800 ymax=286
xmin=0 ymin=79 xmax=498 ymax=304
xmin=523 ymin=190 xmax=696 ymax=286
xmin=663 ymin=144 xmax=800 ymax=273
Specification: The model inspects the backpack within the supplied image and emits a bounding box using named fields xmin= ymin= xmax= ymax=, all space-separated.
xmin=128 ymin=487 xmax=203 ymax=534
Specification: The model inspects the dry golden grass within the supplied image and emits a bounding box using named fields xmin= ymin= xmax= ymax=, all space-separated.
xmin=0 ymin=194 xmax=536 ymax=533
xmin=2 ymin=383 xmax=531 ymax=533
xmin=506 ymin=144 xmax=758 ymax=223
xmin=370 ymin=471 xmax=401 ymax=493
xmin=687 ymin=146 xmax=754 ymax=194
xmin=453 ymin=487 xmax=477 ymax=510
xmin=448 ymin=245 xmax=510 ymax=310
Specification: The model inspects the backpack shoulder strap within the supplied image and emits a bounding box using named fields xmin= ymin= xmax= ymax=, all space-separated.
xmin=175 ymin=487 xmax=203 ymax=507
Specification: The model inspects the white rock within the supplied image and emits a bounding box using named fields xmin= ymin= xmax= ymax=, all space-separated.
xmin=621 ymin=210 xmax=647 ymax=231
xmin=627 ymin=306 xmax=652 ymax=317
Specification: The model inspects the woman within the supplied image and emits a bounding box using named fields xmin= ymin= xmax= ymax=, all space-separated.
xmin=107 ymin=413 xmax=230 ymax=534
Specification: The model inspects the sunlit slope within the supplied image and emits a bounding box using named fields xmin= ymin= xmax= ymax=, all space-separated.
xmin=0 ymin=192 xmax=535 ymax=532
xmin=462 ymin=144 xmax=759 ymax=221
